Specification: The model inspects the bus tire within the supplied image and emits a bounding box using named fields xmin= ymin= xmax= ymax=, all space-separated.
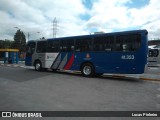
xmin=35 ymin=61 xmax=42 ymax=71
xmin=81 ymin=63 xmax=95 ymax=77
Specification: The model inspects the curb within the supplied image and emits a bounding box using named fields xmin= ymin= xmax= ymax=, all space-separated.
xmin=139 ymin=77 xmax=160 ymax=81
xmin=104 ymin=74 xmax=160 ymax=82
xmin=0 ymin=63 xmax=26 ymax=68
xmin=0 ymin=64 xmax=34 ymax=69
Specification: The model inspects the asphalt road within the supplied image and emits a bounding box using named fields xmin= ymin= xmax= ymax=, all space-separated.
xmin=0 ymin=66 xmax=159 ymax=119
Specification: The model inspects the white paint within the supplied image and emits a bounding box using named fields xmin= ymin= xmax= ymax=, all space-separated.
xmin=45 ymin=53 xmax=59 ymax=68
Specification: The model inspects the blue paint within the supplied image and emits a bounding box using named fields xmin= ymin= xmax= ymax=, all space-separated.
xmin=25 ymin=56 xmax=32 ymax=66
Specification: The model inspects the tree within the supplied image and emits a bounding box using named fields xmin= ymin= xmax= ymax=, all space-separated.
xmin=0 ymin=40 xmax=14 ymax=48
xmin=13 ymin=30 xmax=26 ymax=52
xmin=40 ymin=37 xmax=45 ymax=39
xmin=0 ymin=40 xmax=4 ymax=48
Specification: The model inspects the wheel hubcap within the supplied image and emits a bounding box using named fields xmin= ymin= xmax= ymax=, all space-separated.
xmin=83 ymin=66 xmax=91 ymax=75
xmin=36 ymin=63 xmax=41 ymax=70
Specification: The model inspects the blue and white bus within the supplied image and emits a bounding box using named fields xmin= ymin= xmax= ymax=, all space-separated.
xmin=25 ymin=30 xmax=148 ymax=77
xmin=148 ymin=45 xmax=160 ymax=66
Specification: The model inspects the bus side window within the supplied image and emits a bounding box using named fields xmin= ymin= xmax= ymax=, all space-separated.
xmin=36 ymin=41 xmax=47 ymax=53
xmin=93 ymin=36 xmax=113 ymax=52
xmin=75 ymin=39 xmax=83 ymax=52
xmin=93 ymin=37 xmax=104 ymax=51
xmin=115 ymin=37 xmax=123 ymax=51
xmin=116 ymin=34 xmax=141 ymax=52
xmin=47 ymin=40 xmax=59 ymax=53
xmin=104 ymin=36 xmax=114 ymax=51
xmin=60 ymin=39 xmax=75 ymax=52
xmin=132 ymin=34 xmax=141 ymax=51
xmin=60 ymin=39 xmax=67 ymax=52
xmin=67 ymin=39 xmax=75 ymax=52
xmin=75 ymin=37 xmax=92 ymax=52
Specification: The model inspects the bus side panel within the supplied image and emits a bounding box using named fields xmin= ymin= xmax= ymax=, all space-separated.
xmin=94 ymin=31 xmax=148 ymax=74
xmin=70 ymin=31 xmax=148 ymax=74
xmin=67 ymin=52 xmax=145 ymax=74
xmin=32 ymin=53 xmax=60 ymax=69
xmin=91 ymin=52 xmax=140 ymax=74
xmin=32 ymin=53 xmax=46 ymax=68
xmin=45 ymin=53 xmax=59 ymax=68
xmin=51 ymin=52 xmax=75 ymax=70
xmin=69 ymin=52 xmax=94 ymax=71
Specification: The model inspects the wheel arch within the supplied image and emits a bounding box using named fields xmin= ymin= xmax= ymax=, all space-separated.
xmin=80 ymin=61 xmax=96 ymax=77
xmin=33 ymin=59 xmax=41 ymax=66
xmin=80 ymin=61 xmax=95 ymax=71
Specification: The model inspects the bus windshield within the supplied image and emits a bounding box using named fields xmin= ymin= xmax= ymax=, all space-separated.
xmin=26 ymin=42 xmax=36 ymax=56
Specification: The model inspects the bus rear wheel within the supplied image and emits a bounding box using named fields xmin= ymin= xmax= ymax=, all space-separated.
xmin=35 ymin=61 xmax=42 ymax=71
xmin=81 ymin=63 xmax=95 ymax=77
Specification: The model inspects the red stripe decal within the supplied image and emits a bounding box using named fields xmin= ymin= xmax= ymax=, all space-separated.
xmin=64 ymin=54 xmax=74 ymax=70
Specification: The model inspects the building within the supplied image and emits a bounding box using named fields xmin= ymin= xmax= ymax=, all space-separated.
xmin=148 ymin=39 xmax=160 ymax=46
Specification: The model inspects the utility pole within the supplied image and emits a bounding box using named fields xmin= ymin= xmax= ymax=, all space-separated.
xmin=28 ymin=32 xmax=30 ymax=41
xmin=53 ymin=17 xmax=58 ymax=38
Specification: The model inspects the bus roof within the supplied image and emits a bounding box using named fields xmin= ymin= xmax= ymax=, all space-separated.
xmin=47 ymin=29 xmax=147 ymax=40
xmin=29 ymin=29 xmax=147 ymax=42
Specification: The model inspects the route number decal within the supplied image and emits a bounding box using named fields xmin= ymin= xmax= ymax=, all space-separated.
xmin=121 ymin=55 xmax=135 ymax=60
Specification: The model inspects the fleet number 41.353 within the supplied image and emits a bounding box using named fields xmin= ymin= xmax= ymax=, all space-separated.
xmin=121 ymin=55 xmax=135 ymax=60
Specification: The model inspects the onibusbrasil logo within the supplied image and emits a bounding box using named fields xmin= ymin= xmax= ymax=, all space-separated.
xmin=1 ymin=112 xmax=42 ymax=118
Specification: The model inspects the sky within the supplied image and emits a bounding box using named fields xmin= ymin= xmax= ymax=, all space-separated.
xmin=0 ymin=0 xmax=160 ymax=41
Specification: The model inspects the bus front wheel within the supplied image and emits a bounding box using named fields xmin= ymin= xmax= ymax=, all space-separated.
xmin=81 ymin=63 xmax=95 ymax=77
xmin=35 ymin=61 xmax=42 ymax=71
